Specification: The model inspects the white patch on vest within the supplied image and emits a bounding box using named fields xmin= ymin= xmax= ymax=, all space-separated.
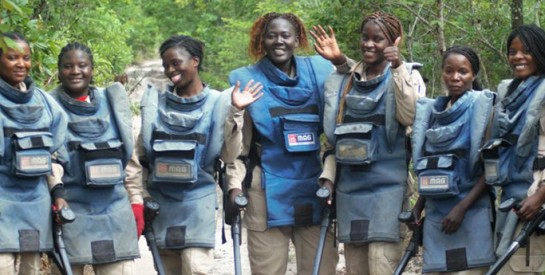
xmin=338 ymin=143 xmax=368 ymax=159
xmin=419 ymin=175 xmax=449 ymax=190
xmin=155 ymin=162 xmax=192 ymax=179
xmin=484 ymin=162 xmax=498 ymax=179
xmin=288 ymin=133 xmax=315 ymax=146
xmin=88 ymin=164 xmax=122 ymax=179
xmin=19 ymin=155 xmax=50 ymax=171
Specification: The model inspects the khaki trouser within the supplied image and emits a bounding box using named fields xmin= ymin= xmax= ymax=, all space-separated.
xmin=344 ymin=242 xmax=402 ymax=275
xmin=497 ymin=223 xmax=545 ymax=275
xmin=0 ymin=252 xmax=41 ymax=275
xmin=426 ymin=266 xmax=488 ymax=275
xmin=159 ymin=247 xmax=212 ymax=275
xmin=247 ymin=226 xmax=338 ymax=275
xmin=51 ymin=259 xmax=134 ymax=275
xmin=243 ymin=166 xmax=339 ymax=275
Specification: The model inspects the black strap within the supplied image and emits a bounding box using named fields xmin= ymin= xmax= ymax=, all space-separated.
xmin=269 ymin=105 xmax=319 ymax=117
xmin=424 ymin=149 xmax=467 ymax=159
xmin=343 ymin=114 xmax=385 ymax=125
xmin=534 ymin=157 xmax=545 ymax=171
xmin=4 ymin=127 xmax=49 ymax=137
xmin=152 ymin=131 xmax=207 ymax=145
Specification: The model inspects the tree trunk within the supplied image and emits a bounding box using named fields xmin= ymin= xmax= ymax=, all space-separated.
xmin=436 ymin=0 xmax=446 ymax=56
xmin=510 ymin=0 xmax=523 ymax=29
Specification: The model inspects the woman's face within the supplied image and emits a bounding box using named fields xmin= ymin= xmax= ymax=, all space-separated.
xmin=0 ymin=40 xmax=31 ymax=87
xmin=360 ymin=22 xmax=391 ymax=66
xmin=442 ymin=53 xmax=475 ymax=101
xmin=508 ymin=36 xmax=538 ymax=80
xmin=59 ymin=49 xmax=93 ymax=96
xmin=263 ymin=18 xmax=299 ymax=68
xmin=162 ymin=47 xmax=199 ymax=90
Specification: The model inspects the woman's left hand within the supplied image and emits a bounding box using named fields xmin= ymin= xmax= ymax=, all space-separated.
xmin=442 ymin=204 xmax=466 ymax=235
xmin=517 ymin=194 xmax=544 ymax=221
xmin=384 ymin=37 xmax=402 ymax=68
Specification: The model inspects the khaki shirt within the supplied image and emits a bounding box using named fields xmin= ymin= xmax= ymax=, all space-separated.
xmin=527 ymin=111 xmax=545 ymax=197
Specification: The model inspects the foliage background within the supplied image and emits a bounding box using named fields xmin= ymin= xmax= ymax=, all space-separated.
xmin=1 ymin=0 xmax=544 ymax=97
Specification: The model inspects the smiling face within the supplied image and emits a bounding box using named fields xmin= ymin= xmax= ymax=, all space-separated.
xmin=59 ymin=49 xmax=93 ymax=97
xmin=442 ymin=53 xmax=475 ymax=102
xmin=263 ymin=17 xmax=299 ymax=72
xmin=508 ymin=36 xmax=538 ymax=80
xmin=360 ymin=22 xmax=391 ymax=67
xmin=0 ymin=40 xmax=31 ymax=87
xmin=161 ymin=46 xmax=199 ymax=91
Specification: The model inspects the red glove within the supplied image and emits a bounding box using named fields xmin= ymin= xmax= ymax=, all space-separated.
xmin=131 ymin=204 xmax=144 ymax=238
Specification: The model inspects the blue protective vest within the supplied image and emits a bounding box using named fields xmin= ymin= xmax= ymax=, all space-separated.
xmin=0 ymin=77 xmax=67 ymax=253
xmin=50 ymin=84 xmax=139 ymax=264
xmin=228 ymin=56 xmax=332 ymax=228
xmin=412 ymin=91 xmax=496 ymax=272
xmin=323 ymin=63 xmax=416 ymax=243
xmin=140 ymin=84 xmax=230 ymax=249
xmin=481 ymin=76 xmax=545 ymax=201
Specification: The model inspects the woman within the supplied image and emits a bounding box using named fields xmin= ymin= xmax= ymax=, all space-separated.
xmin=0 ymin=32 xmax=67 ymax=274
xmin=126 ymin=35 xmax=232 ymax=275
xmin=225 ymin=12 xmax=339 ymax=275
xmin=481 ymin=24 xmax=545 ymax=274
xmin=49 ymin=42 xmax=142 ymax=275
xmin=311 ymin=12 xmax=425 ymax=274
xmin=412 ymin=46 xmax=495 ymax=274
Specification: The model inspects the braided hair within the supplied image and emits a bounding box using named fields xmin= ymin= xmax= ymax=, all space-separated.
xmin=442 ymin=45 xmax=482 ymax=90
xmin=57 ymin=42 xmax=94 ymax=69
xmin=159 ymin=35 xmax=205 ymax=72
xmin=359 ymin=11 xmax=403 ymax=45
xmin=0 ymin=32 xmax=29 ymax=55
xmin=248 ymin=12 xmax=309 ymax=61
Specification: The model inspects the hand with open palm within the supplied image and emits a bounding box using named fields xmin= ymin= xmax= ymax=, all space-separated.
xmin=310 ymin=25 xmax=346 ymax=65
xmin=231 ymin=80 xmax=264 ymax=110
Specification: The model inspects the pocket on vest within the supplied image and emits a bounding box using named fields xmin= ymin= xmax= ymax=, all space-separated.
xmin=416 ymin=154 xmax=460 ymax=198
xmin=282 ymin=114 xmax=320 ymax=153
xmin=80 ymin=140 xmax=124 ymax=187
xmin=151 ymin=140 xmax=199 ymax=184
xmin=334 ymin=123 xmax=377 ymax=165
xmin=11 ymin=131 xmax=53 ymax=177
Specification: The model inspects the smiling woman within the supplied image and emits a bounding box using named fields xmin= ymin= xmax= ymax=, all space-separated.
xmin=224 ymin=12 xmax=339 ymax=275
xmin=48 ymin=42 xmax=142 ymax=274
xmin=0 ymin=32 xmax=68 ymax=275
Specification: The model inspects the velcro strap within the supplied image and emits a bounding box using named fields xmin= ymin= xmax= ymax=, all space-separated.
xmin=338 ymin=132 xmax=372 ymax=140
xmin=534 ymin=157 xmax=545 ymax=171
xmin=152 ymin=131 xmax=207 ymax=145
xmin=424 ymin=149 xmax=467 ymax=159
xmin=445 ymin=247 xmax=468 ymax=271
xmin=343 ymin=114 xmax=385 ymax=125
xmin=4 ymin=127 xmax=49 ymax=137
xmin=84 ymin=148 xmax=123 ymax=162
xmin=269 ymin=105 xmax=319 ymax=117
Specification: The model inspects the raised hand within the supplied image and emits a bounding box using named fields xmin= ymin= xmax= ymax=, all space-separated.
xmin=310 ymin=25 xmax=346 ymax=65
xmin=383 ymin=37 xmax=402 ymax=68
xmin=231 ymin=80 xmax=264 ymax=110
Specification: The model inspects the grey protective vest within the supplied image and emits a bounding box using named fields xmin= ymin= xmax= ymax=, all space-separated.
xmin=412 ymin=91 xmax=496 ymax=272
xmin=50 ymin=83 xmax=139 ymax=264
xmin=482 ymin=77 xmax=545 ymax=201
xmin=323 ymin=63 xmax=419 ymax=243
xmin=140 ymin=84 xmax=230 ymax=249
xmin=0 ymin=77 xmax=67 ymax=253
